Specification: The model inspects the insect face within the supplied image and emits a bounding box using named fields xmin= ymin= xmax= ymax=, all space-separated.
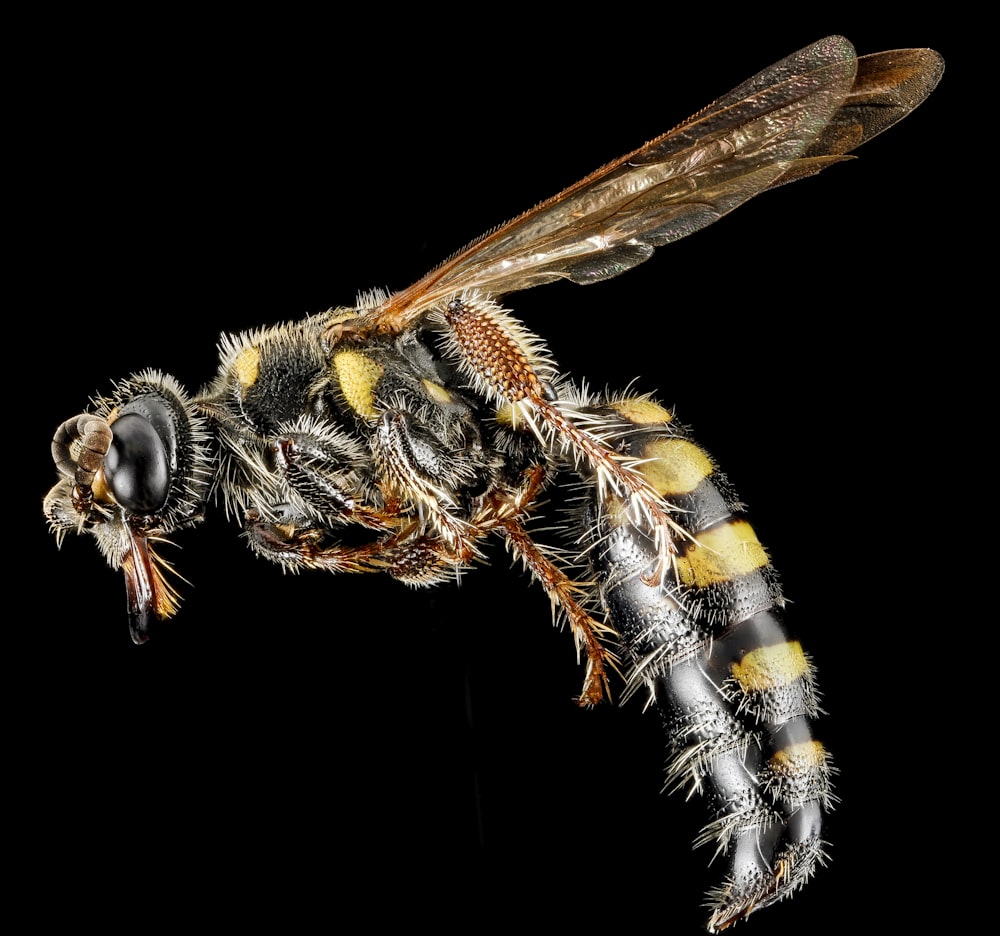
xmin=44 ymin=372 xmax=212 ymax=642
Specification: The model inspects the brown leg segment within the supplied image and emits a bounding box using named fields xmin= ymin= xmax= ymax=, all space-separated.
xmin=497 ymin=517 xmax=617 ymax=706
xmin=245 ymin=514 xmax=484 ymax=586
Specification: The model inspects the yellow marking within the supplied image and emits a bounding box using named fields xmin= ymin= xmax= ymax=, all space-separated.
xmin=770 ymin=740 xmax=828 ymax=776
xmin=600 ymin=491 xmax=629 ymax=525
xmin=495 ymin=403 xmax=514 ymax=426
xmin=325 ymin=309 xmax=357 ymax=325
xmin=233 ymin=345 xmax=261 ymax=389
xmin=676 ymin=520 xmax=768 ymax=586
xmin=422 ymin=378 xmax=452 ymax=404
xmin=333 ymin=350 xmax=384 ymax=419
xmin=640 ymin=438 xmax=713 ymax=496
xmin=731 ymin=641 xmax=809 ymax=693
xmin=91 ymin=468 xmax=111 ymax=503
xmin=494 ymin=402 xmax=535 ymax=430
xmin=611 ymin=398 xmax=673 ymax=425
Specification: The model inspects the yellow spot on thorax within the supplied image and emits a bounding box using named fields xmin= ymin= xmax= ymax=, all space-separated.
xmin=640 ymin=438 xmax=714 ymax=496
xmin=494 ymin=401 xmax=537 ymax=431
xmin=333 ymin=350 xmax=384 ymax=419
xmin=233 ymin=345 xmax=261 ymax=389
xmin=676 ymin=520 xmax=768 ymax=587
xmin=495 ymin=403 xmax=515 ymax=426
xmin=422 ymin=379 xmax=452 ymax=404
xmin=731 ymin=641 xmax=809 ymax=692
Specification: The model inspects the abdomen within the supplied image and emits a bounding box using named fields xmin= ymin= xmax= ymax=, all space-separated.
xmin=584 ymin=397 xmax=834 ymax=931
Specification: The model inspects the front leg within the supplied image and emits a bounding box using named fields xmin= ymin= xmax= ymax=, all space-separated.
xmin=267 ymin=427 xmax=390 ymax=533
xmin=245 ymin=512 xmax=476 ymax=585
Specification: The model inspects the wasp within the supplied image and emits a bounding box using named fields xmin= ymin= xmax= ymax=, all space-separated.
xmin=45 ymin=36 xmax=942 ymax=930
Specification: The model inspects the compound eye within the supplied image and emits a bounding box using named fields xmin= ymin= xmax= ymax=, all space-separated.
xmin=104 ymin=413 xmax=171 ymax=513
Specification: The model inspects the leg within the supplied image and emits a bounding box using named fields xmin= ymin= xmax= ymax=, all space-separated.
xmin=440 ymin=295 xmax=688 ymax=575
xmin=245 ymin=512 xmax=482 ymax=586
xmin=497 ymin=516 xmax=618 ymax=707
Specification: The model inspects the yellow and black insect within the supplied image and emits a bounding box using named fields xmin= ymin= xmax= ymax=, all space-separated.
xmin=44 ymin=36 xmax=942 ymax=930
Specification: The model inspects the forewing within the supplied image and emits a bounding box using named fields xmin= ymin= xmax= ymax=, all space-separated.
xmin=375 ymin=37 xmax=942 ymax=333
xmin=376 ymin=36 xmax=854 ymax=328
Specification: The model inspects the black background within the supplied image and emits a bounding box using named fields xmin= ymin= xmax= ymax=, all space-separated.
xmin=20 ymin=14 xmax=958 ymax=931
